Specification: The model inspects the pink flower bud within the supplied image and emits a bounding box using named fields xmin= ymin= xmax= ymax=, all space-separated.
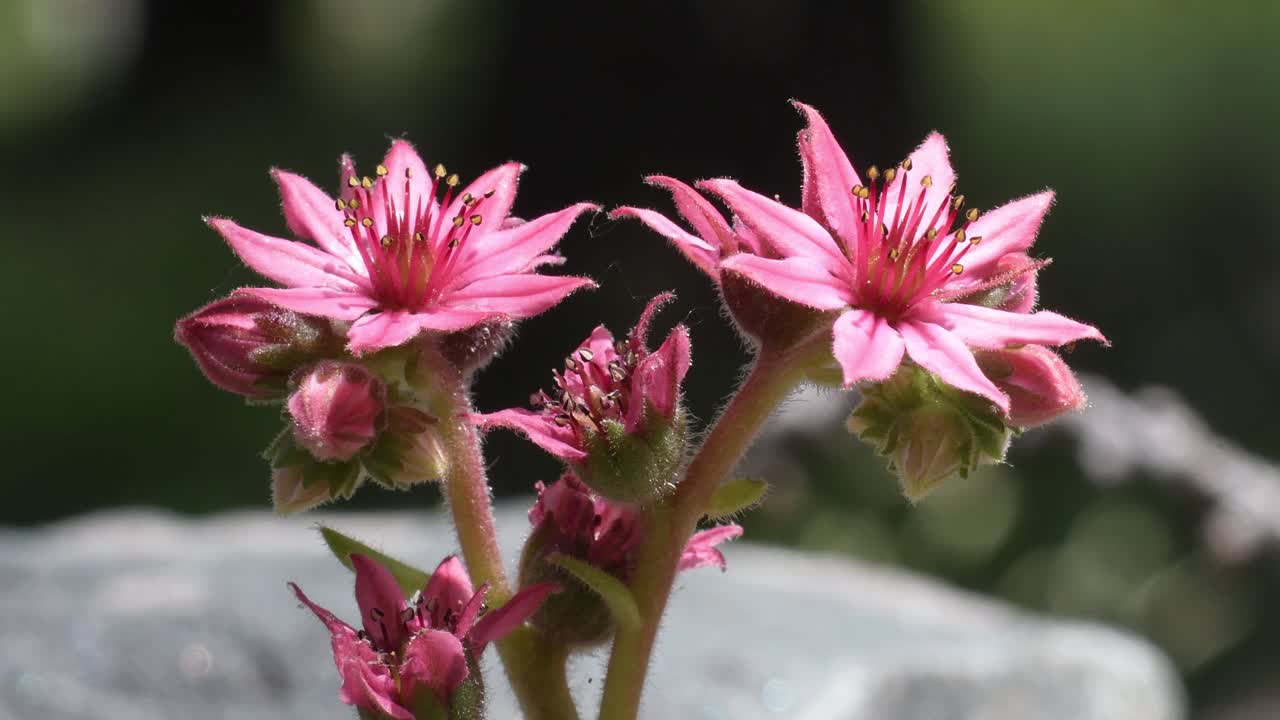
xmin=976 ymin=345 xmax=1086 ymax=427
xmin=174 ymin=294 xmax=334 ymax=399
xmin=287 ymin=361 xmax=386 ymax=461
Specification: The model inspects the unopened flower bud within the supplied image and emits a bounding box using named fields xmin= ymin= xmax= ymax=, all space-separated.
xmin=849 ymin=365 xmax=1010 ymax=500
xmin=270 ymin=465 xmax=334 ymax=514
xmin=976 ymin=345 xmax=1085 ymax=427
xmin=720 ymin=267 xmax=831 ymax=349
xmin=287 ymin=361 xmax=386 ymax=462
xmin=264 ymin=429 xmax=363 ymax=513
xmin=174 ymin=294 xmax=337 ymax=399
xmin=362 ymin=406 xmax=450 ymax=488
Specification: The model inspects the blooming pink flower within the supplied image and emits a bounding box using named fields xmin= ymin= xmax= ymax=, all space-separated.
xmin=472 ymin=293 xmax=691 ymax=462
xmin=529 ymin=473 xmax=742 ymax=574
xmin=291 ymin=554 xmax=556 ymax=717
xmin=694 ymin=102 xmax=1104 ymax=413
xmin=975 ymin=345 xmax=1087 ymax=427
xmin=174 ymin=294 xmax=335 ymax=398
xmin=210 ymin=139 xmax=597 ymax=355
xmin=287 ymin=361 xmax=386 ymax=462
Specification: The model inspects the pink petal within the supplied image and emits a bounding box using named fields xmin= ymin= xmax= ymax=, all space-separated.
xmin=471 ymin=408 xmax=587 ymax=461
xmin=635 ymin=324 xmax=691 ymax=422
xmin=422 ymin=555 xmax=477 ymax=626
xmin=611 ymin=205 xmax=719 ymax=277
xmin=345 ymin=311 xmax=428 ymax=355
xmin=793 ymin=101 xmax=862 ymax=244
xmin=381 ymin=139 xmax=431 ymax=198
xmin=898 ymin=320 xmax=1009 ymax=413
xmin=352 ymin=554 xmax=411 ymax=651
xmin=445 ymin=162 xmax=524 ymax=230
xmin=335 ymin=633 xmax=411 ymax=719
xmin=272 ymin=169 xmax=362 ymax=269
xmin=698 ymin=178 xmax=847 ymax=272
xmin=832 ymin=309 xmax=906 ymax=386
xmin=679 ymin=524 xmax=744 ymax=571
xmin=884 ymin=132 xmax=955 ymax=232
xmin=444 ymin=274 xmax=596 ymax=318
xmin=289 ymin=581 xmax=359 ymax=639
xmin=925 ymin=303 xmax=1107 ymax=349
xmin=941 ymin=192 xmax=1054 ymax=280
xmin=209 ymin=217 xmax=366 ymax=291
xmin=646 ymin=174 xmax=735 ymax=256
xmin=400 ymin=629 xmax=469 ymax=701
xmin=236 ymin=286 xmax=378 ymax=321
xmin=451 ymin=202 xmax=598 ymax=286
xmin=719 ymin=254 xmax=851 ymax=310
xmin=454 ymin=583 xmax=487 ymax=640
xmin=469 ymin=582 xmax=559 ymax=649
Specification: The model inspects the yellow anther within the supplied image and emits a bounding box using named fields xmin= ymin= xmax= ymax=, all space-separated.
xmin=335 ymin=199 xmax=346 ymax=211
xmin=452 ymin=215 xmax=465 ymax=228
xmin=955 ymin=229 xmax=967 ymax=243
xmin=857 ymin=186 xmax=870 ymax=199
xmin=861 ymin=210 xmax=870 ymax=222
xmin=347 ymin=176 xmax=360 ymax=188
xmin=461 ymin=192 xmax=473 ymax=205
xmin=888 ymin=248 xmax=900 ymax=261
xmin=921 ymin=175 xmax=933 ymax=188
xmin=966 ymin=208 xmax=979 ymax=222
xmin=867 ymin=166 xmax=880 ymax=181
xmin=902 ymin=158 xmax=913 ymax=171
xmin=361 ymin=176 xmax=373 ymax=189
xmin=951 ymin=263 xmax=964 ymax=274
xmin=969 ymin=235 xmax=983 ymax=245
xmin=884 ymin=168 xmax=897 ymax=183
xmin=380 ymin=235 xmax=393 ymax=248
xmin=951 ymin=194 xmax=966 ymax=210
xmin=851 ymin=184 xmax=864 ymax=196
xmin=344 ymin=218 xmax=357 ymax=228
xmin=361 ymin=217 xmax=374 ymax=228
xmin=347 ymin=198 xmax=359 ymax=210
xmin=925 ymin=227 xmax=938 ymax=240
xmin=413 ymin=231 xmax=425 ymax=243
xmin=375 ymin=164 xmax=388 ymax=177
xmin=469 ymin=214 xmax=482 ymax=225
xmin=446 ymin=174 xmax=460 ymax=187
xmin=434 ymin=163 xmax=447 ymax=178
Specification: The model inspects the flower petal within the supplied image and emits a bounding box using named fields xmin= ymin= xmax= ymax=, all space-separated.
xmin=352 ymin=554 xmax=411 ymax=652
xmin=469 ymin=582 xmax=559 ymax=649
xmin=898 ymin=320 xmax=1009 ymax=413
xmin=611 ymin=205 xmax=719 ymax=277
xmin=400 ymin=629 xmax=469 ymax=702
xmin=209 ymin=217 xmax=366 ymax=290
xmin=470 ymin=408 xmax=587 ymax=460
xmin=381 ymin=139 xmax=431 ymax=198
xmin=832 ymin=309 xmax=906 ymax=386
xmin=289 ymin=581 xmax=359 ymax=639
xmin=446 ymin=162 xmax=524 ymax=231
xmin=793 ymin=101 xmax=862 ymax=245
xmin=942 ymin=191 xmax=1054 ymax=280
xmin=698 ymin=178 xmax=847 ymax=272
xmin=421 ymin=555 xmax=476 ymax=632
xmin=272 ymin=169 xmax=363 ymax=269
xmin=445 ymin=274 xmax=595 ymax=318
xmin=345 ymin=311 xmax=427 ymax=355
xmin=634 ymin=324 xmax=691 ymax=422
xmin=451 ymin=202 xmax=598 ymax=286
xmin=679 ymin=524 xmax=744 ymax=571
xmin=647 ymin=174 xmax=736 ymax=255
xmin=884 ymin=132 xmax=955 ymax=232
xmin=925 ymin=302 xmax=1107 ymax=349
xmin=719 ymin=254 xmax=851 ymax=310
xmin=236 ymin=286 xmax=378 ymax=321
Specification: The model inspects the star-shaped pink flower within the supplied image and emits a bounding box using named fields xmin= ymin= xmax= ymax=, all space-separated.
xmin=210 ymin=139 xmax=597 ymax=354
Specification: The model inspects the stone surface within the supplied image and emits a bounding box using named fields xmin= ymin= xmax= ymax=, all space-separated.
xmin=0 ymin=508 xmax=1184 ymax=720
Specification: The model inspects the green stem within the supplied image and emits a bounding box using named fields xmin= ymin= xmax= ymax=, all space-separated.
xmin=426 ymin=350 xmax=581 ymax=720
xmin=597 ymin=344 xmax=813 ymax=720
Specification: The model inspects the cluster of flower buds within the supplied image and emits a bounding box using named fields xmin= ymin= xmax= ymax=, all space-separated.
xmin=518 ymin=474 xmax=741 ymax=644
xmin=474 ymin=294 xmax=692 ymax=503
xmin=291 ymin=554 xmax=556 ymax=719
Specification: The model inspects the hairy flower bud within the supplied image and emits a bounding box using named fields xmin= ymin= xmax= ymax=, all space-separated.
xmin=976 ymin=345 xmax=1086 ymax=427
xmin=174 ymin=294 xmax=336 ymax=399
xmin=288 ymin=361 xmax=386 ymax=462
xmin=849 ymin=365 xmax=1011 ymax=499
xmin=264 ymin=429 xmax=363 ymax=513
xmin=362 ymin=406 xmax=450 ymax=488
xmin=270 ymin=465 xmax=334 ymax=514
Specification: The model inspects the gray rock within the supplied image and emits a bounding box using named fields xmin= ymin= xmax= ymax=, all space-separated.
xmin=0 ymin=508 xmax=1184 ymax=720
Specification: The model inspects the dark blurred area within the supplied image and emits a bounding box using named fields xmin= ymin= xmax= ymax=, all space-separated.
xmin=3 ymin=0 xmax=1277 ymax=716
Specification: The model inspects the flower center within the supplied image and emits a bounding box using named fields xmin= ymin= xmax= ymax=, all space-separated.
xmin=843 ymin=160 xmax=983 ymax=320
xmin=338 ymin=163 xmax=491 ymax=311
xmin=531 ymin=339 xmax=639 ymax=440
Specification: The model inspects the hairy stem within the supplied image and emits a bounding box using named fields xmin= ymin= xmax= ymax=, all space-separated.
xmin=597 ymin=343 xmax=814 ymax=720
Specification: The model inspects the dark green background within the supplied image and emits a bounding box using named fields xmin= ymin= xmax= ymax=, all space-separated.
xmin=4 ymin=1 xmax=1277 ymax=715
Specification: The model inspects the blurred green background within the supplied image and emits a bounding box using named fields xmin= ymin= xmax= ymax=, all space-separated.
xmin=3 ymin=0 xmax=1277 ymax=716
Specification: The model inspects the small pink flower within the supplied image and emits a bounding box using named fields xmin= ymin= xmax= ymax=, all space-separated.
xmin=210 ymin=139 xmax=597 ymax=355
xmin=472 ymin=293 xmax=691 ymax=462
xmin=976 ymin=345 xmax=1087 ymax=427
xmin=290 ymin=554 xmax=556 ymax=715
xmin=174 ymin=294 xmax=334 ymax=398
xmin=692 ymin=102 xmax=1104 ymax=413
xmin=287 ymin=361 xmax=386 ymax=462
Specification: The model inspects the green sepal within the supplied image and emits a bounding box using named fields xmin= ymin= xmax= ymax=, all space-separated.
xmin=577 ymin=406 xmax=686 ymax=504
xmin=706 ymin=477 xmax=769 ymax=520
xmin=319 ymin=525 xmax=431 ymax=596
xmin=546 ymin=552 xmax=641 ymax=631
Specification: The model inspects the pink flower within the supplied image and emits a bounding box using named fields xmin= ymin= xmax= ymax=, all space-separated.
xmin=291 ymin=554 xmax=556 ymax=716
xmin=174 ymin=294 xmax=335 ymax=398
xmin=472 ymin=293 xmax=691 ymax=463
xmin=210 ymin=139 xmax=597 ymax=355
xmin=975 ymin=345 xmax=1087 ymax=427
xmin=287 ymin=361 xmax=386 ymax=462
xmin=690 ymin=102 xmax=1104 ymax=413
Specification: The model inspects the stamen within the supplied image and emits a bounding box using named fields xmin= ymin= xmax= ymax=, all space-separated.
xmin=376 ymin=164 xmax=388 ymax=177
xmin=951 ymin=263 xmax=964 ymax=274
xmin=335 ymin=199 xmax=346 ymax=211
